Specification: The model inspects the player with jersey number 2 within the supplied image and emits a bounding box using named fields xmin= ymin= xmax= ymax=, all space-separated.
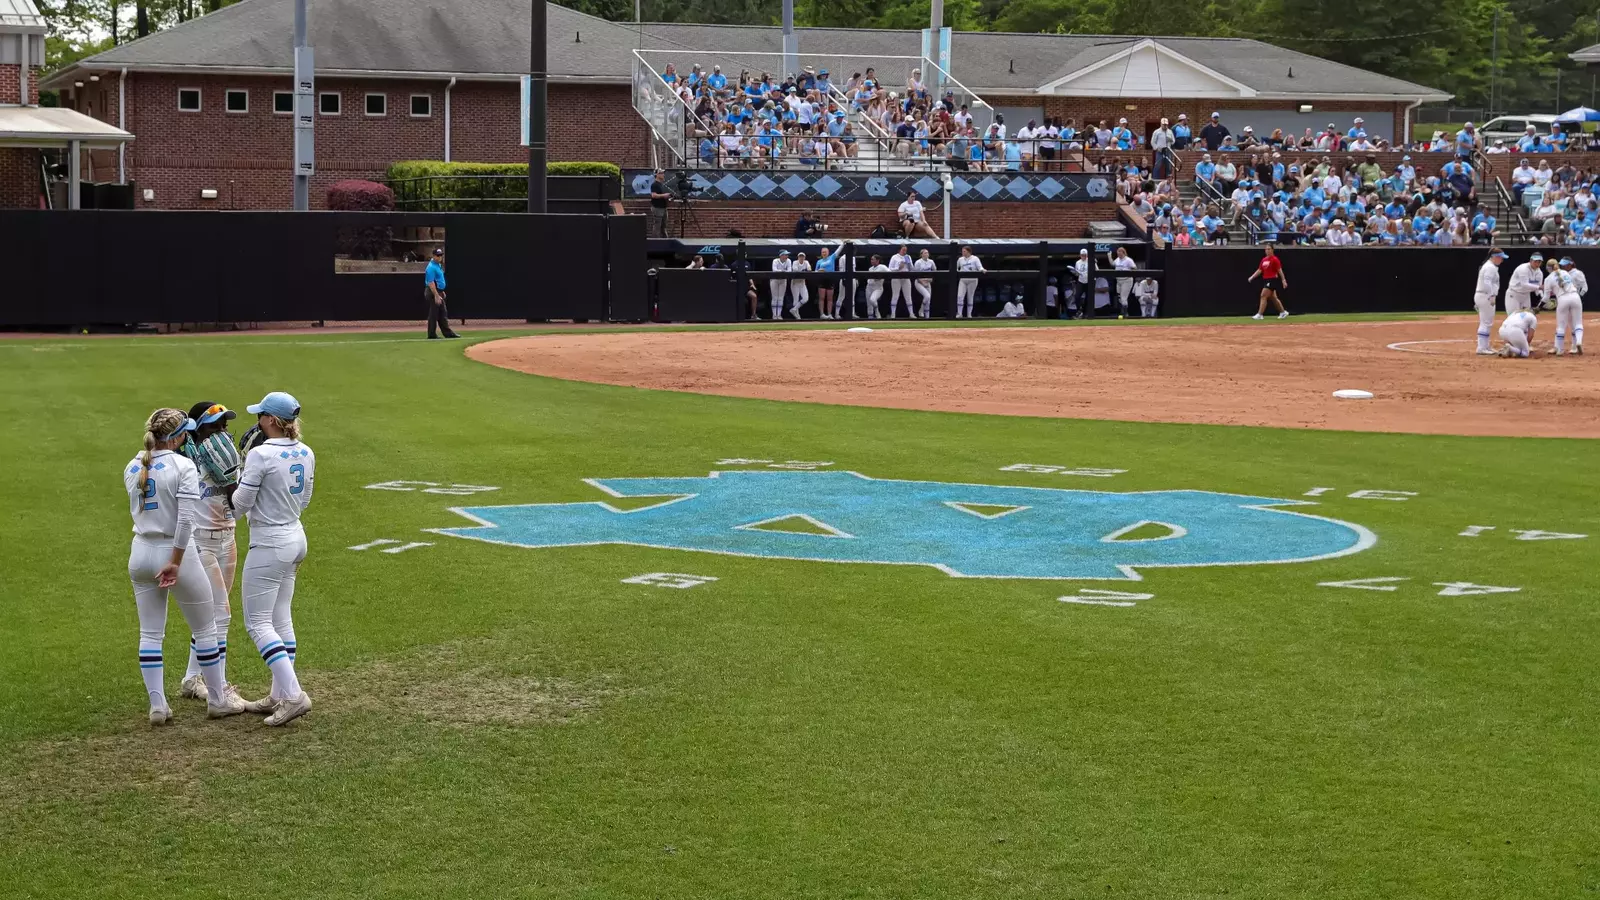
xmin=123 ymin=408 xmax=249 ymax=725
xmin=234 ymin=391 xmax=317 ymax=727
xmin=1247 ymin=244 xmax=1290 ymax=320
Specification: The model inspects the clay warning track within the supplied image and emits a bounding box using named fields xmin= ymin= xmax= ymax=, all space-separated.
xmin=469 ymin=316 xmax=1599 ymax=438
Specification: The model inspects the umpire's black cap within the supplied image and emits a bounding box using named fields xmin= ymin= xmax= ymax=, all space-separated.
xmin=188 ymin=401 xmax=238 ymax=425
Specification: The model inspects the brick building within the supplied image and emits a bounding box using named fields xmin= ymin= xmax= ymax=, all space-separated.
xmin=36 ymin=0 xmax=1447 ymax=226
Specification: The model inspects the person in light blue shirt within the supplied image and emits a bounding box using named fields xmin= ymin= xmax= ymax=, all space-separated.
xmin=699 ymin=136 xmax=717 ymax=165
xmin=1271 ymin=158 xmax=1285 ymax=184
xmin=815 ymin=69 xmax=832 ymax=96
xmin=424 ymin=248 xmax=457 ymax=340
xmin=1454 ymin=122 xmax=1478 ymax=157
xmin=1517 ymin=126 xmax=1541 ymax=153
xmin=1172 ymin=113 xmax=1192 ymax=149
xmin=1004 ymin=137 xmax=1023 ymax=170
xmin=1397 ymin=157 xmax=1415 ymax=184
xmin=1303 ymin=184 xmax=1326 ymax=207
xmin=707 ymin=67 xmax=727 ymax=93
xmin=1201 ymin=211 xmax=1222 ymax=234
xmin=1194 ymin=154 xmax=1216 ymax=185
xmin=1472 ymin=209 xmax=1496 ymax=234
xmin=1384 ymin=198 xmax=1407 ymax=220
xmin=1112 ymin=118 xmax=1133 ymax=149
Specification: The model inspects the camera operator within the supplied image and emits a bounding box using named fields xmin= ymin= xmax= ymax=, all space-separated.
xmin=794 ymin=210 xmax=828 ymax=239
xmin=648 ymin=168 xmax=671 ymax=237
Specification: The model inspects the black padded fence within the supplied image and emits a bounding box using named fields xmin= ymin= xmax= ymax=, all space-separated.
xmin=1 ymin=210 xmax=645 ymax=328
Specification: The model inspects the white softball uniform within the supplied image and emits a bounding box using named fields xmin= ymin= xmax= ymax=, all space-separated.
xmin=769 ymin=257 xmax=791 ymax=317
xmin=1554 ymin=268 xmax=1585 ymax=350
xmin=233 ymin=436 xmax=315 ymax=699
xmin=888 ymin=252 xmax=913 ymax=317
xmin=1112 ymin=256 xmax=1137 ymax=311
xmin=1499 ymin=309 xmax=1536 ymax=357
xmin=1504 ymin=261 xmax=1542 ymax=314
xmin=1134 ymin=278 xmax=1160 ymax=318
xmin=912 ymin=257 xmax=937 ymax=317
xmin=123 ymin=450 xmax=224 ymax=707
xmin=1474 ymin=259 xmax=1502 ymax=335
xmin=187 ymin=457 xmax=238 ymax=680
xmin=788 ymin=259 xmax=811 ymax=317
xmin=864 ymin=264 xmax=889 ymax=318
xmin=956 ymin=255 xmax=984 ymax=317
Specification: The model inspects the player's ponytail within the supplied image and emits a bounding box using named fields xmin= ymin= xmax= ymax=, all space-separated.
xmin=282 ymin=416 xmax=302 ymax=442
xmin=137 ymin=408 xmax=186 ymax=504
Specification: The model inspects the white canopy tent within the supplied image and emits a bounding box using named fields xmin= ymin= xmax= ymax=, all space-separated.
xmin=0 ymin=108 xmax=135 ymax=209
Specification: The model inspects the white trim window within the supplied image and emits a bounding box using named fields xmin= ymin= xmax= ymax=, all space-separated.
xmin=177 ymin=87 xmax=201 ymax=111
xmin=319 ymin=91 xmax=341 ymax=115
xmin=225 ymin=89 xmax=249 ymax=113
xmin=410 ymin=94 xmax=432 ymax=118
xmin=365 ymin=93 xmax=387 ymax=117
xmin=273 ymin=91 xmax=294 ymax=114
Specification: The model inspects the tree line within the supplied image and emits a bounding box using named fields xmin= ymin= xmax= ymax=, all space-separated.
xmin=38 ymin=0 xmax=1600 ymax=115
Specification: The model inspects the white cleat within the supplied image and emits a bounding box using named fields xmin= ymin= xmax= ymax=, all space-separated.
xmin=264 ymin=691 xmax=312 ymax=727
xmin=1476 ymin=348 xmax=1499 ymax=356
xmin=243 ymin=694 xmax=279 ymax=715
xmin=1277 ymin=310 xmax=1290 ymax=319
xmin=208 ymin=693 xmax=249 ymax=719
xmin=149 ymin=705 xmax=173 ymax=727
xmin=178 ymin=674 xmax=207 ymax=700
xmin=1251 ymin=313 xmax=1264 ymax=320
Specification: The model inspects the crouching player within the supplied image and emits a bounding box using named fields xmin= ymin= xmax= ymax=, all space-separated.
xmin=1498 ymin=309 xmax=1537 ymax=358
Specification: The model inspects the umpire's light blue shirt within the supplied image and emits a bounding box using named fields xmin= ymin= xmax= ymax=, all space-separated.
xmin=425 ymin=259 xmax=446 ymax=291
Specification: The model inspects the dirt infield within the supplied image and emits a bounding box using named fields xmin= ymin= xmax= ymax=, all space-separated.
xmin=470 ymin=316 xmax=1599 ymax=438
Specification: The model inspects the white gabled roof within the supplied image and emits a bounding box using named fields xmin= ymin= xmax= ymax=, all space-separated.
xmin=1036 ymin=39 xmax=1256 ymax=99
xmin=0 ymin=0 xmax=46 ymax=31
xmin=0 ymin=107 xmax=135 ymax=147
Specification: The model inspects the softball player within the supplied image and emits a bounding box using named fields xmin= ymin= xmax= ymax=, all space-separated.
xmin=864 ymin=255 xmax=888 ymax=319
xmin=1109 ymin=247 xmax=1137 ymax=318
xmin=233 ymin=391 xmax=316 ymax=727
xmin=1134 ymin=276 xmax=1160 ymax=318
xmin=887 ymin=245 xmax=913 ymax=318
xmin=1472 ymin=248 xmax=1507 ymax=354
xmin=788 ymin=252 xmax=811 ymax=319
xmin=1498 ymin=309 xmax=1536 ymax=358
xmin=956 ymin=246 xmax=984 ymax=318
xmin=123 ymin=408 xmax=246 ymax=724
xmin=1554 ymin=258 xmax=1585 ymax=356
xmin=768 ymin=251 xmax=791 ymax=320
xmin=1504 ymin=252 xmax=1543 ymax=315
xmin=178 ymin=401 xmax=245 ymax=704
xmin=912 ymin=249 xmax=937 ymax=318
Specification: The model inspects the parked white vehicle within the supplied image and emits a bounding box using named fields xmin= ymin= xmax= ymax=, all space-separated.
xmin=1478 ymin=114 xmax=1560 ymax=144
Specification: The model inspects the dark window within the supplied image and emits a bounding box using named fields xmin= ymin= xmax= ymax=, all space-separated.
xmin=225 ymin=89 xmax=248 ymax=113
xmin=319 ymin=92 xmax=341 ymax=115
xmin=178 ymin=88 xmax=201 ymax=111
xmin=365 ymin=93 xmax=386 ymax=116
xmin=274 ymin=92 xmax=294 ymax=114
xmin=410 ymin=94 xmax=432 ymax=117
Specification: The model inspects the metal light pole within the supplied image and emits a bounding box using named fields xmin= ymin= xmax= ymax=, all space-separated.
xmin=291 ymin=0 xmax=312 ymax=210
xmin=930 ymin=0 xmax=942 ymax=30
xmin=782 ymin=0 xmax=796 ymax=77
xmin=527 ymin=0 xmax=547 ymax=213
xmin=1489 ymin=8 xmax=1500 ymax=117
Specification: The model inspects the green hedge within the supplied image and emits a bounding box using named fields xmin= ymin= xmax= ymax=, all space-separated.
xmin=385 ymin=161 xmax=621 ymax=182
xmin=385 ymin=161 xmax=621 ymax=212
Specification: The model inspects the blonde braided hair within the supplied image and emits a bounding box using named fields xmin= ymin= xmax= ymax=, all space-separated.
xmin=138 ymin=408 xmax=188 ymax=506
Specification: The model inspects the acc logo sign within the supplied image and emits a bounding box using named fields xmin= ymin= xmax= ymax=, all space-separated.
xmin=431 ymin=471 xmax=1374 ymax=581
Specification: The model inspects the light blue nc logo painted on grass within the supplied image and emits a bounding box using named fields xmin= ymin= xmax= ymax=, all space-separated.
xmin=430 ymin=471 xmax=1375 ymax=581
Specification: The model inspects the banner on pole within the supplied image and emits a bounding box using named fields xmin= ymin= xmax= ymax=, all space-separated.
xmin=520 ymin=75 xmax=532 ymax=147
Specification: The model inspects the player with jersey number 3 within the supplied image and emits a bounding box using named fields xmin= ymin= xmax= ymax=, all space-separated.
xmin=234 ymin=391 xmax=317 ymax=727
xmin=1247 ymin=244 xmax=1290 ymax=320
xmin=123 ymin=408 xmax=249 ymax=725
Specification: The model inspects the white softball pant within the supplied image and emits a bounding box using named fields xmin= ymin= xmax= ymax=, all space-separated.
xmin=188 ymin=528 xmax=237 ymax=675
xmin=889 ymin=279 xmax=912 ymax=317
xmin=956 ymin=278 xmax=978 ymax=317
xmin=129 ymin=538 xmax=220 ymax=701
xmin=768 ymin=280 xmax=787 ymax=318
xmin=1116 ymin=278 xmax=1133 ymax=312
xmin=1474 ymin=292 xmax=1496 ymax=334
xmin=915 ymin=280 xmax=932 ymax=317
xmin=789 ymin=281 xmax=809 ymax=317
xmin=1556 ymin=294 xmax=1583 ymax=347
xmin=865 ymin=284 xmax=884 ymax=318
xmin=1505 ymin=291 xmax=1531 ymax=315
xmin=243 ymin=527 xmax=306 ymax=696
xmin=1498 ymin=322 xmax=1530 ymax=357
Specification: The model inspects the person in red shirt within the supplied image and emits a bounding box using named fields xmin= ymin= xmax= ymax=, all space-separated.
xmin=1246 ymin=244 xmax=1290 ymax=319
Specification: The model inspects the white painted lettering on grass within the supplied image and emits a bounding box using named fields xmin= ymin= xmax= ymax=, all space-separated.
xmin=621 ymin=572 xmax=720 ymax=589
xmin=1000 ymin=463 xmax=1126 ymax=477
xmin=1058 ymin=589 xmax=1152 ymax=607
xmin=1347 ymin=490 xmax=1417 ymax=501
xmin=380 ymin=542 xmax=434 ymax=554
xmin=714 ymin=459 xmax=836 ymax=470
xmin=364 ymin=479 xmax=500 ymax=496
xmin=1458 ymin=525 xmax=1496 ymax=537
xmin=1317 ymin=576 xmax=1408 ymax=591
xmin=349 ymin=538 xmax=433 ymax=554
xmin=348 ymin=538 xmax=403 ymax=551
xmin=1303 ymin=487 xmax=1335 ymax=497
xmin=1434 ymin=582 xmax=1521 ymax=597
xmin=1511 ymin=529 xmax=1587 ymax=541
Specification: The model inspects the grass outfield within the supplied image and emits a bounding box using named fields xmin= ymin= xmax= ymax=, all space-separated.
xmin=2 ymin=321 xmax=1597 ymax=899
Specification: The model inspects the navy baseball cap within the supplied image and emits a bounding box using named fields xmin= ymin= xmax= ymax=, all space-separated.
xmin=247 ymin=391 xmax=301 ymax=420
